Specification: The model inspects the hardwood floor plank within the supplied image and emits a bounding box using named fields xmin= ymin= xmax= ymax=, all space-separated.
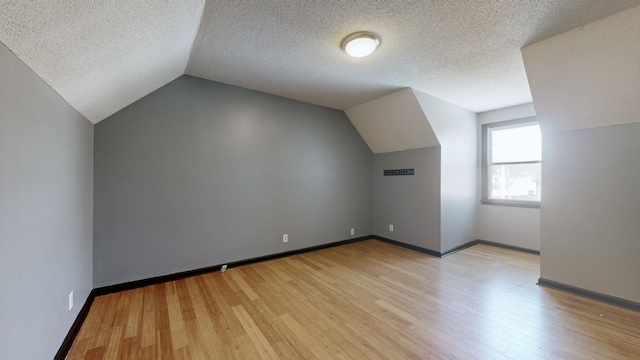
xmin=118 ymin=335 xmax=139 ymax=359
xmin=279 ymin=313 xmax=336 ymax=359
xmin=165 ymin=282 xmax=189 ymax=351
xmin=90 ymin=293 xmax=119 ymax=350
xmin=232 ymin=304 xmax=280 ymax=360
xmin=124 ymin=288 xmax=144 ymax=339
xmin=181 ymin=318 xmax=208 ymax=360
xmin=206 ymin=305 xmax=246 ymax=360
xmin=172 ymin=346 xmax=192 ymax=360
xmin=183 ymin=278 xmax=225 ymax=359
xmin=235 ymin=332 xmax=264 ymax=360
xmin=68 ymin=240 xmax=640 ymax=359
xmin=154 ymin=285 xmax=174 ymax=360
xmin=102 ymin=326 xmax=124 ymax=359
xmin=138 ymin=345 xmax=156 ymax=360
xmin=83 ymin=345 xmax=106 ymax=360
xmin=140 ymin=285 xmax=157 ymax=348
xmin=228 ymin=271 xmax=260 ymax=301
xmin=65 ymin=337 xmax=90 ymax=360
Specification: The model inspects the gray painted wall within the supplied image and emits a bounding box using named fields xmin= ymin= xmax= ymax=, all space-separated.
xmin=476 ymin=103 xmax=540 ymax=251
xmin=413 ymin=89 xmax=478 ymax=252
xmin=0 ymin=42 xmax=94 ymax=359
xmin=94 ymin=76 xmax=373 ymax=287
xmin=541 ymin=123 xmax=640 ymax=303
xmin=372 ymin=147 xmax=441 ymax=251
xmin=523 ymin=7 xmax=640 ymax=303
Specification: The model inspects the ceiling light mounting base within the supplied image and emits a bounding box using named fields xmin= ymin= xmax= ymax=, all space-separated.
xmin=341 ymin=31 xmax=381 ymax=58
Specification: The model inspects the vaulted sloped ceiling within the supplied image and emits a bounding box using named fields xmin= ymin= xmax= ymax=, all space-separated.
xmin=522 ymin=5 xmax=640 ymax=133
xmin=346 ymin=88 xmax=439 ymax=154
xmin=1 ymin=1 xmax=639 ymax=124
xmin=0 ymin=1 xmax=206 ymax=123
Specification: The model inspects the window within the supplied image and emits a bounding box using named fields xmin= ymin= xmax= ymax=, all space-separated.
xmin=481 ymin=117 xmax=541 ymax=208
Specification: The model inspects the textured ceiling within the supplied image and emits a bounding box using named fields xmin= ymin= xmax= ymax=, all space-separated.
xmin=0 ymin=1 xmax=205 ymax=123
xmin=523 ymin=5 xmax=640 ymax=133
xmin=1 ymin=0 xmax=639 ymax=123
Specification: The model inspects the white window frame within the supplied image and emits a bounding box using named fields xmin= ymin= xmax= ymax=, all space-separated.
xmin=481 ymin=116 xmax=541 ymax=208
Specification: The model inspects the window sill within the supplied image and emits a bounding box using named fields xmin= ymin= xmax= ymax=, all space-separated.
xmin=480 ymin=199 xmax=540 ymax=209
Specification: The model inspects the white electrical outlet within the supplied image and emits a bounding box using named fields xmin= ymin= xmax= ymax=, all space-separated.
xmin=351 ymin=228 xmax=355 ymax=236
xmin=68 ymin=291 xmax=73 ymax=311
xmin=221 ymin=264 xmax=228 ymax=273
xmin=389 ymin=224 xmax=394 ymax=232
xmin=283 ymin=234 xmax=288 ymax=243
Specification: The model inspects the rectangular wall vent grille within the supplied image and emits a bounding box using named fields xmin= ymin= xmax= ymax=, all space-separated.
xmin=383 ymin=169 xmax=414 ymax=176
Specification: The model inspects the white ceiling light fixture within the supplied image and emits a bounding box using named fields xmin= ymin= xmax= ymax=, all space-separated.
xmin=341 ymin=31 xmax=381 ymax=58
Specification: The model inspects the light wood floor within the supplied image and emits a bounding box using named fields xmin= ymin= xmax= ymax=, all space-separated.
xmin=67 ymin=240 xmax=640 ymax=359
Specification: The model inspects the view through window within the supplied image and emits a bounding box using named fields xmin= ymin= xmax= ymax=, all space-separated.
xmin=482 ymin=117 xmax=541 ymax=207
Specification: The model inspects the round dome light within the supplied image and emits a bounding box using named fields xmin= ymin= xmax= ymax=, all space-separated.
xmin=341 ymin=32 xmax=380 ymax=58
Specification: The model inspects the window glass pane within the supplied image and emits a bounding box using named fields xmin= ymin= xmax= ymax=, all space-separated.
xmin=491 ymin=124 xmax=541 ymax=163
xmin=490 ymin=163 xmax=541 ymax=201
